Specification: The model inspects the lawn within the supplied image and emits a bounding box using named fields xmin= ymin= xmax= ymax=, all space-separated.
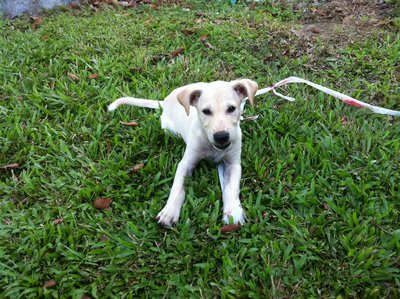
xmin=1 ymin=0 xmax=399 ymax=297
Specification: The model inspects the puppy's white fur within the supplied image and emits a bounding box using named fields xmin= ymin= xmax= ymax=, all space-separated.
xmin=108 ymin=79 xmax=258 ymax=226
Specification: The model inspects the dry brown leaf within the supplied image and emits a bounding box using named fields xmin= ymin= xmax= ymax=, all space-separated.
xmin=220 ymin=224 xmax=241 ymax=233
xmin=43 ymin=280 xmax=57 ymax=288
xmin=53 ymin=218 xmax=64 ymax=224
xmin=309 ymin=26 xmax=321 ymax=34
xmin=31 ymin=16 xmax=43 ymax=30
xmin=106 ymin=140 xmax=112 ymax=155
xmin=132 ymin=163 xmax=145 ymax=172
xmin=170 ymin=47 xmax=184 ymax=58
xmin=117 ymin=1 xmax=130 ymax=7
xmin=93 ymin=198 xmax=113 ymax=209
xmin=309 ymin=226 xmax=318 ymax=235
xmin=290 ymin=28 xmax=303 ymax=38
xmin=204 ymin=42 xmax=217 ymax=50
xmin=195 ymin=12 xmax=206 ymax=17
xmin=0 ymin=163 xmax=19 ymax=170
xmin=181 ymin=29 xmax=194 ymax=36
xmin=199 ymin=35 xmax=208 ymax=42
xmin=242 ymin=114 xmax=259 ymax=121
xmin=70 ymin=2 xmax=81 ymax=9
xmin=88 ymin=73 xmax=98 ymax=79
xmin=67 ymin=73 xmax=80 ymax=81
xmin=340 ymin=116 xmax=349 ymax=126
xmin=129 ymin=67 xmax=142 ymax=73
xmin=120 ymin=121 xmax=139 ymax=127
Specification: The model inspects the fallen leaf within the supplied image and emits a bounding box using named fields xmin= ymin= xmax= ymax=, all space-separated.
xmin=117 ymin=1 xmax=130 ymax=7
xmin=195 ymin=12 xmax=206 ymax=17
xmin=242 ymin=114 xmax=259 ymax=121
xmin=132 ymin=163 xmax=145 ymax=172
xmin=53 ymin=218 xmax=63 ymax=224
xmin=309 ymin=26 xmax=321 ymax=34
xmin=323 ymin=203 xmax=331 ymax=210
xmin=106 ymin=140 xmax=112 ymax=155
xmin=93 ymin=198 xmax=113 ymax=209
xmin=0 ymin=163 xmax=19 ymax=170
xmin=129 ymin=67 xmax=142 ymax=73
xmin=290 ymin=28 xmax=304 ymax=38
xmin=170 ymin=47 xmax=184 ymax=58
xmin=343 ymin=15 xmax=354 ymax=25
xmin=67 ymin=73 xmax=80 ymax=81
xmin=43 ymin=280 xmax=57 ymax=288
xmin=340 ymin=116 xmax=349 ymax=126
xmin=282 ymin=49 xmax=290 ymax=56
xmin=220 ymin=224 xmax=241 ymax=233
xmin=88 ymin=73 xmax=98 ymax=79
xmin=31 ymin=16 xmax=43 ymax=30
xmin=120 ymin=121 xmax=139 ymax=127
xmin=70 ymin=2 xmax=81 ymax=9
xmin=181 ymin=29 xmax=194 ymax=36
xmin=309 ymin=226 xmax=318 ymax=235
xmin=204 ymin=42 xmax=217 ymax=50
xmin=199 ymin=35 xmax=208 ymax=42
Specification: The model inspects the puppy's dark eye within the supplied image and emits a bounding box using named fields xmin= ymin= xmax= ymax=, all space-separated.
xmin=202 ymin=108 xmax=212 ymax=116
xmin=227 ymin=105 xmax=236 ymax=113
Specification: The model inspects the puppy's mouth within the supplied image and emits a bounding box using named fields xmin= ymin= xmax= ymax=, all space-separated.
xmin=213 ymin=142 xmax=231 ymax=150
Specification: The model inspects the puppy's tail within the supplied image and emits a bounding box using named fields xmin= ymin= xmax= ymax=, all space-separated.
xmin=108 ymin=97 xmax=163 ymax=112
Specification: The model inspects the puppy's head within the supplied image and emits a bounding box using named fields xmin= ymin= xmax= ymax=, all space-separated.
xmin=177 ymin=79 xmax=258 ymax=150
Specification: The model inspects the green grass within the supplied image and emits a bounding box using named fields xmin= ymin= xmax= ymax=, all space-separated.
xmin=1 ymin=1 xmax=400 ymax=297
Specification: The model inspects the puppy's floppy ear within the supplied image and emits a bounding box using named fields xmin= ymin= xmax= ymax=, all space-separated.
xmin=177 ymin=88 xmax=202 ymax=116
xmin=232 ymin=79 xmax=258 ymax=107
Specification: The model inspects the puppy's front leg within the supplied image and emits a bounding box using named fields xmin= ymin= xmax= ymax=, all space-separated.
xmin=156 ymin=150 xmax=199 ymax=226
xmin=222 ymin=163 xmax=245 ymax=224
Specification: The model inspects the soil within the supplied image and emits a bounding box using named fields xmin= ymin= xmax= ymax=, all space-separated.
xmin=289 ymin=0 xmax=396 ymax=43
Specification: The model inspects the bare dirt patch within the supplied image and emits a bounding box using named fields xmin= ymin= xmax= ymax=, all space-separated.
xmin=290 ymin=0 xmax=395 ymax=43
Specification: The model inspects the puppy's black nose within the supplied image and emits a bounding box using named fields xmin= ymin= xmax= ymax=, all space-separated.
xmin=214 ymin=131 xmax=230 ymax=145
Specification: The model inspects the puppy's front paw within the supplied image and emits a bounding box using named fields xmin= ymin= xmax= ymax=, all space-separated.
xmin=223 ymin=205 xmax=245 ymax=225
xmin=156 ymin=205 xmax=180 ymax=227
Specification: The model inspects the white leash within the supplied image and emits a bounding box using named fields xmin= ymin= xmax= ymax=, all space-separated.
xmin=253 ymin=76 xmax=400 ymax=116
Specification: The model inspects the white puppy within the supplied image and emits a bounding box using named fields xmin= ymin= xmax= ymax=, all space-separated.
xmin=108 ymin=79 xmax=258 ymax=227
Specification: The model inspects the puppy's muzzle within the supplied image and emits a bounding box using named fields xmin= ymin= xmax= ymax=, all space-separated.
xmin=213 ymin=131 xmax=231 ymax=150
